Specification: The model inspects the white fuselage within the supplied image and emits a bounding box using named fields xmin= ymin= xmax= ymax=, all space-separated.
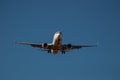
xmin=51 ymin=32 xmax=62 ymax=54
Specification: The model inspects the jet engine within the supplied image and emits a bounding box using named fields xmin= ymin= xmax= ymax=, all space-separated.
xmin=67 ymin=44 xmax=72 ymax=49
xmin=42 ymin=43 xmax=48 ymax=48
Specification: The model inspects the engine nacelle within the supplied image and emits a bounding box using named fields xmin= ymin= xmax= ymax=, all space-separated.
xmin=42 ymin=43 xmax=48 ymax=48
xmin=67 ymin=44 xmax=72 ymax=49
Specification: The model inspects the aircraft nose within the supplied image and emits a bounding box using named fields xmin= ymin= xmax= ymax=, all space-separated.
xmin=56 ymin=31 xmax=62 ymax=35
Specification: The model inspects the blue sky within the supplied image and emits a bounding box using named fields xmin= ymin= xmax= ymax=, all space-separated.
xmin=0 ymin=0 xmax=120 ymax=80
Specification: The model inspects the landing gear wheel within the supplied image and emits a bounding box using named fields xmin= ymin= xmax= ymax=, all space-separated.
xmin=48 ymin=50 xmax=51 ymax=53
xmin=62 ymin=51 xmax=65 ymax=54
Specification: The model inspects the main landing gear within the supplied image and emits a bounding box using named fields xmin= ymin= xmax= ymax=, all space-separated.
xmin=62 ymin=51 xmax=66 ymax=54
xmin=48 ymin=50 xmax=51 ymax=53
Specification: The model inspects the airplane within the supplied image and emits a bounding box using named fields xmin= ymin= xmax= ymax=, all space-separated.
xmin=16 ymin=31 xmax=97 ymax=54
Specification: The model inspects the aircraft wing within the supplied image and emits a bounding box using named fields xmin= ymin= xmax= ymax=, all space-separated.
xmin=16 ymin=42 xmax=43 ymax=48
xmin=62 ymin=44 xmax=97 ymax=50
xmin=16 ymin=42 xmax=97 ymax=53
xmin=71 ymin=45 xmax=97 ymax=49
